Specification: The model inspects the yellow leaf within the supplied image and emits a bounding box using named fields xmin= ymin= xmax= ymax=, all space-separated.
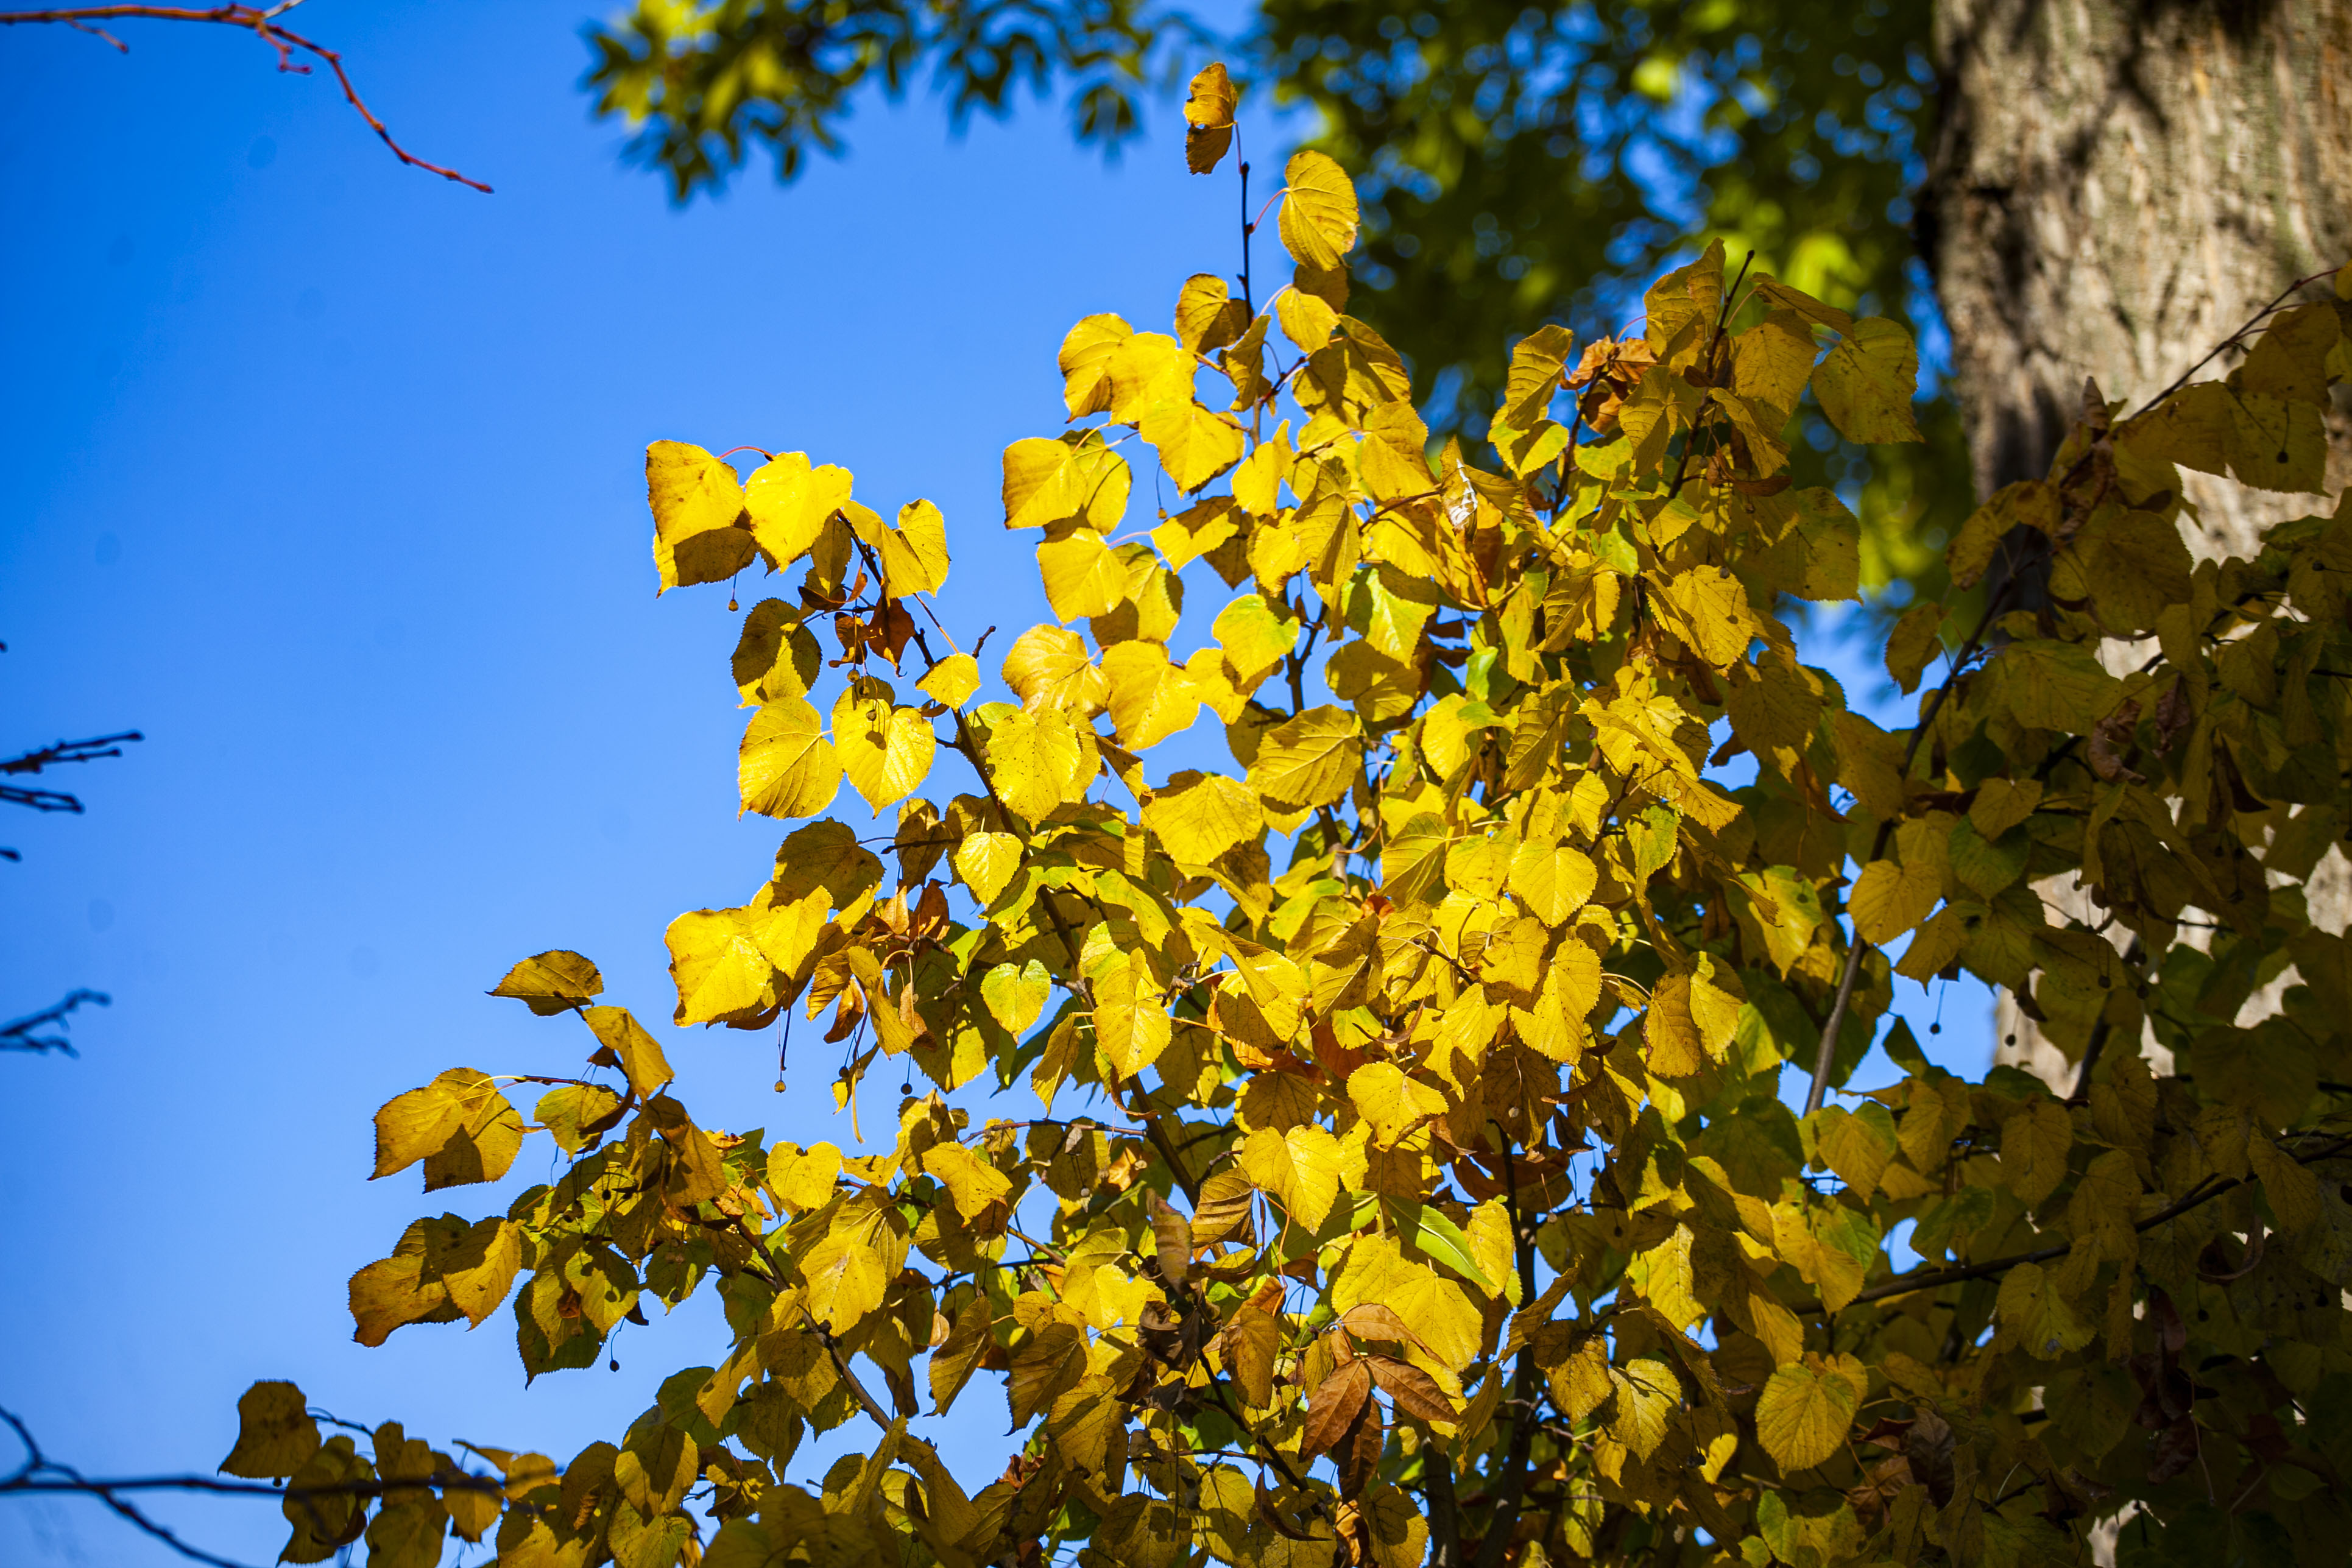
xmin=2001 ymin=1098 xmax=2073 ymax=1208
xmin=1143 ymin=769 xmax=1262 ymax=864
xmin=583 ymin=1005 xmax=673 ymax=1097
xmin=1141 ymin=397 xmax=1248 ymax=493
xmin=1279 ymin=149 xmax=1359 ymax=269
xmin=917 ymin=652 xmax=980 ymax=708
xmin=1996 ymin=1260 xmax=2093 ymax=1359
xmin=1346 ymin=1061 xmax=1449 ymax=1148
xmin=1609 ymin=1358 xmax=1679 ymax=1461
xmin=832 ymin=685 xmax=936 ymax=812
xmin=1153 ymin=495 xmax=1243 ymax=570
xmin=766 ymin=1140 xmax=843 ymax=1212
xmin=221 ymin=1381 xmax=320 ymax=1480
xmin=1506 ymin=841 xmax=1598 ymax=926
xmin=980 ymin=703 xmax=1090 ymax=822
xmin=1037 ymin=529 xmax=1129 ymax=622
xmin=1057 ymin=316 xmax=1131 ymax=420
xmin=954 ymin=830 xmax=1023 ymax=906
xmin=1241 ymin=1122 xmax=1343 ymax=1230
xmin=801 ymin=1232 xmax=890 ymax=1334
xmin=742 ymin=450 xmax=852 ymax=567
xmin=1176 ymin=273 xmax=1250 ymax=352
xmin=2250 ymin=1135 xmax=2323 ymax=1233
xmin=738 ymin=696 xmax=842 ymax=819
xmin=878 ymin=498 xmax=950 ymax=597
xmin=1754 ymin=1362 xmax=1860 ymax=1474
xmin=1183 ymin=62 xmax=1238 ymax=174
xmin=372 ymin=1068 xmax=522 ymax=1188
xmin=1810 ymin=317 xmax=1923 ymax=444
xmin=1848 ymin=858 xmax=1940 ymax=945
xmin=489 ymin=949 xmax=602 ymax=1015
xmin=1968 ymin=777 xmax=2043 ymax=841
xmin=1651 ymin=564 xmax=1758 ymax=668
xmin=664 ymin=906 xmax=777 ymax=1026
xmin=1882 ymin=602 xmax=1942 ymax=696
xmin=732 ymin=598 xmax=822 ymax=705
xmin=1001 ymin=624 xmax=1107 ymax=715
xmin=1248 ymin=704 xmax=1362 ymax=811
xmin=1809 ymin=1103 xmax=1897 ymax=1201
xmin=1002 ymin=431 xmax=1130 ymax=531
xmin=922 ymin=1142 xmax=1012 ymax=1221
xmin=647 ymin=440 xmax=754 ymax=591
xmin=1101 ymin=641 xmax=1203 ymax=749
xmin=1095 ymin=947 xmax=1171 ymax=1079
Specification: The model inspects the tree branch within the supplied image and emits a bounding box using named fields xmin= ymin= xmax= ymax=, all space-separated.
xmin=0 ymin=1405 xmax=502 ymax=1568
xmin=1 ymin=988 xmax=108 ymax=1054
xmin=0 ymin=5 xmax=491 ymax=191
xmin=1795 ymin=1131 xmax=2352 ymax=1316
xmin=1 ymin=731 xmax=142 ymax=814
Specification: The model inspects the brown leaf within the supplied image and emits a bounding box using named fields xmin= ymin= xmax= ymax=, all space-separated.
xmin=1905 ymin=1407 xmax=1957 ymax=1508
xmin=1336 ymin=1396 xmax=1384 ymax=1499
xmin=1363 ymin=1355 xmax=1456 ymax=1422
xmin=1301 ymin=1360 xmax=1371 ymax=1457
xmin=2149 ymin=1414 xmax=2202 ymax=1483
xmin=1146 ymin=1190 xmax=1192 ymax=1286
xmin=2088 ymin=698 xmax=2145 ymax=783
xmin=1338 ymin=1302 xmax=1431 ymax=1357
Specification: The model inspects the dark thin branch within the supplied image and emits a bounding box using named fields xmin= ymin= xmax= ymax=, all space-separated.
xmin=2128 ymin=266 xmax=2343 ymax=418
xmin=0 ymin=5 xmax=490 ymax=191
xmin=0 ymin=1404 xmax=501 ymax=1568
xmin=1471 ymin=1124 xmax=1542 ymax=1568
xmin=1 ymin=732 xmax=142 ymax=814
xmin=1804 ymin=546 xmax=2032 ymax=1115
xmin=1798 ymin=1132 xmax=2352 ymax=1316
xmin=1 ymin=988 xmax=108 ymax=1055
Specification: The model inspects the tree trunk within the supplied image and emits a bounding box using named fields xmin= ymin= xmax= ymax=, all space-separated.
xmin=1926 ymin=0 xmax=2352 ymax=1092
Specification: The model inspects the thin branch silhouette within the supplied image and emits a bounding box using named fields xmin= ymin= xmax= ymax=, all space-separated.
xmin=0 ymin=989 xmax=109 ymax=1055
xmin=1 ymin=731 xmax=143 ymax=814
xmin=0 ymin=3 xmax=492 ymax=191
xmin=0 ymin=1405 xmax=509 ymax=1568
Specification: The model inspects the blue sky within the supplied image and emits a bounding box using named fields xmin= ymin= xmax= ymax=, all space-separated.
xmin=0 ymin=6 xmax=1989 ymax=1563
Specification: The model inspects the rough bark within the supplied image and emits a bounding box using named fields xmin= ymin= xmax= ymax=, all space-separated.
xmin=1926 ymin=0 xmax=2352 ymax=1099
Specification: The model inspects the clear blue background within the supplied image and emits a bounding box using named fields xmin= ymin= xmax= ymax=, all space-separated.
xmin=0 ymin=5 xmax=1988 ymax=1563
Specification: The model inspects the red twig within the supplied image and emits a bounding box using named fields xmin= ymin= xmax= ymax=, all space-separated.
xmin=1 ymin=4 xmax=492 ymax=192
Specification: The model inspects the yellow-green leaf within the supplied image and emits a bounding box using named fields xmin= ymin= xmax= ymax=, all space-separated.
xmin=1810 ymin=317 xmax=1923 ymax=444
xmin=1754 ymin=1362 xmax=1860 ymax=1474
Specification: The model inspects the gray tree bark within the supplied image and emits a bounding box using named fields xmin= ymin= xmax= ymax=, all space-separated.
xmin=1926 ymin=0 xmax=2352 ymax=1092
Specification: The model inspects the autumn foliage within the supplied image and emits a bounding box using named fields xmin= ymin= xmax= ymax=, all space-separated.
xmin=217 ymin=64 xmax=2352 ymax=1568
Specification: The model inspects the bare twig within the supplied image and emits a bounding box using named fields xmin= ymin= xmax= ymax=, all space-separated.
xmin=1 ymin=988 xmax=108 ymax=1055
xmin=0 ymin=5 xmax=491 ymax=191
xmin=0 ymin=1405 xmax=503 ymax=1568
xmin=0 ymin=732 xmax=141 ymax=814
